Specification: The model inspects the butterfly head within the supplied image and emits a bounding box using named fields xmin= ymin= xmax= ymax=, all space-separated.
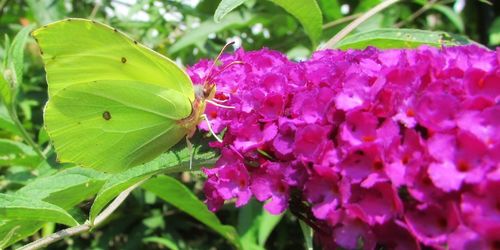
xmin=194 ymin=82 xmax=216 ymax=101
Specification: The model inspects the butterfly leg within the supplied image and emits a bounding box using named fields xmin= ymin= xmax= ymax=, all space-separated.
xmin=201 ymin=114 xmax=223 ymax=143
xmin=206 ymin=99 xmax=235 ymax=109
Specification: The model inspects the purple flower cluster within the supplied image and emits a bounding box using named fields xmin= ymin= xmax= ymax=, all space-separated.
xmin=187 ymin=45 xmax=500 ymax=249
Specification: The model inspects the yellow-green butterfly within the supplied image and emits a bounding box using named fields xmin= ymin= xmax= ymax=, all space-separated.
xmin=33 ymin=18 xmax=217 ymax=172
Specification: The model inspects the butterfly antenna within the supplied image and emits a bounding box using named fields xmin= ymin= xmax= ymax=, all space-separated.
xmin=201 ymin=114 xmax=223 ymax=143
xmin=204 ymin=41 xmax=236 ymax=85
xmin=204 ymin=60 xmax=245 ymax=90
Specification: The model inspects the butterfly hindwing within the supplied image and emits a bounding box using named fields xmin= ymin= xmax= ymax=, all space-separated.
xmin=45 ymin=80 xmax=191 ymax=172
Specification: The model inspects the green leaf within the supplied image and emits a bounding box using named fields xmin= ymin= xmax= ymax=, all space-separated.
xmin=2 ymin=35 xmax=10 ymax=68
xmin=142 ymin=175 xmax=241 ymax=248
xmin=0 ymin=224 xmax=19 ymax=249
xmin=237 ymin=200 xmax=282 ymax=248
xmin=238 ymin=200 xmax=263 ymax=250
xmin=169 ymin=12 xmax=255 ymax=54
xmin=17 ymin=167 xmax=109 ymax=209
xmin=431 ymin=4 xmax=464 ymax=33
xmin=214 ymin=0 xmax=248 ymax=23
xmin=0 ymin=138 xmax=41 ymax=168
xmin=0 ymin=221 xmax=43 ymax=249
xmin=488 ymin=17 xmax=500 ymax=46
xmin=0 ymin=69 xmax=13 ymax=107
xmin=257 ymin=210 xmax=282 ymax=246
xmin=143 ymin=236 xmax=179 ymax=250
xmin=299 ymin=220 xmax=313 ymax=250
xmin=0 ymin=193 xmax=79 ymax=226
xmin=89 ymin=141 xmax=217 ymax=221
xmin=0 ymin=167 xmax=108 ymax=247
xmin=334 ymin=28 xmax=475 ymax=50
xmin=268 ymin=0 xmax=322 ymax=45
xmin=7 ymin=25 xmax=33 ymax=88
xmin=0 ymin=24 xmax=33 ymax=112
xmin=477 ymin=0 xmax=492 ymax=5
xmin=317 ymin=0 xmax=342 ymax=21
xmin=0 ymin=105 xmax=21 ymax=136
xmin=354 ymin=0 xmax=382 ymax=12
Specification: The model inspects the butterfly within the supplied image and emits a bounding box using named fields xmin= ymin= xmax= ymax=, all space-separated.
xmin=33 ymin=18 xmax=225 ymax=172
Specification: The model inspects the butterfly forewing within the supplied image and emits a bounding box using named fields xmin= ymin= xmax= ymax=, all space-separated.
xmin=34 ymin=19 xmax=195 ymax=172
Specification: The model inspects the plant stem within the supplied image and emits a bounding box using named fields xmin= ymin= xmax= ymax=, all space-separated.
xmin=322 ymin=13 xmax=362 ymax=30
xmin=320 ymin=0 xmax=401 ymax=50
xmin=88 ymin=1 xmax=101 ymax=19
xmin=9 ymin=109 xmax=46 ymax=159
xmin=92 ymin=180 xmax=146 ymax=226
xmin=394 ymin=0 xmax=437 ymax=28
xmin=16 ymin=224 xmax=90 ymax=250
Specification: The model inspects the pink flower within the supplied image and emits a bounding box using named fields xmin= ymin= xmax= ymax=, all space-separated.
xmin=346 ymin=182 xmax=403 ymax=226
xmin=461 ymin=180 xmax=500 ymax=237
xmin=250 ymin=162 xmax=291 ymax=214
xmin=189 ymin=45 xmax=500 ymax=249
xmin=202 ymin=149 xmax=251 ymax=210
xmin=373 ymin=221 xmax=421 ymax=250
xmin=293 ymin=124 xmax=331 ymax=162
xmin=427 ymin=131 xmax=490 ymax=192
xmin=405 ymin=202 xmax=460 ymax=246
xmin=414 ymin=92 xmax=459 ymax=132
xmin=305 ymin=170 xmax=347 ymax=225
xmin=333 ymin=218 xmax=376 ymax=249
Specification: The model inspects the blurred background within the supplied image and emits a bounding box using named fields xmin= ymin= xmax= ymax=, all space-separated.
xmin=0 ymin=0 xmax=498 ymax=249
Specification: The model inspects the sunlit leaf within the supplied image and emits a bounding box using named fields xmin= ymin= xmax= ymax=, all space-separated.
xmin=269 ymin=0 xmax=323 ymax=45
xmin=17 ymin=167 xmax=109 ymax=209
xmin=333 ymin=28 xmax=475 ymax=50
xmin=7 ymin=25 xmax=33 ymax=88
xmin=257 ymin=210 xmax=282 ymax=246
xmin=237 ymin=200 xmax=282 ymax=248
xmin=143 ymin=236 xmax=179 ymax=250
xmin=0 ymin=105 xmax=21 ymax=136
xmin=355 ymin=0 xmax=383 ymax=12
xmin=0 ymin=193 xmax=78 ymax=226
xmin=317 ymin=0 xmax=342 ymax=21
xmin=299 ymin=220 xmax=313 ymax=250
xmin=489 ymin=17 xmax=500 ymax=45
xmin=0 ymin=139 xmax=41 ymax=167
xmin=0 ymin=224 xmax=20 ymax=249
xmin=89 ymin=141 xmax=217 ymax=221
xmin=142 ymin=175 xmax=241 ymax=248
xmin=0 ymin=221 xmax=43 ymax=249
xmin=214 ymin=0 xmax=248 ymax=23
xmin=238 ymin=200 xmax=262 ymax=250
xmin=0 ymin=73 xmax=12 ymax=107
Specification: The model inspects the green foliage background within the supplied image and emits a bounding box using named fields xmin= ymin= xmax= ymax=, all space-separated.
xmin=0 ymin=0 xmax=498 ymax=249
